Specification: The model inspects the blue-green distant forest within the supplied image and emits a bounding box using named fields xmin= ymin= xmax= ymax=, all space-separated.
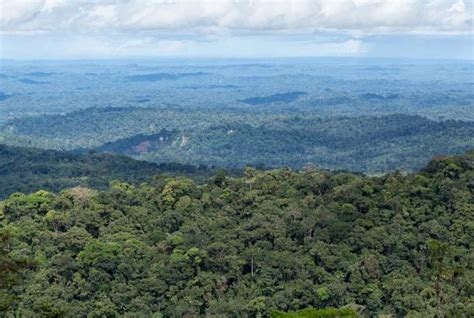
xmin=1 ymin=58 xmax=473 ymax=173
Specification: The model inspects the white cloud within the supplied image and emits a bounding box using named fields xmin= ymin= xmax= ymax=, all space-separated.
xmin=0 ymin=0 xmax=44 ymax=27
xmin=1 ymin=0 xmax=471 ymax=59
xmin=1 ymin=0 xmax=472 ymax=35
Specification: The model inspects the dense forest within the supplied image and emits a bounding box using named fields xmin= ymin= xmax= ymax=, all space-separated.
xmin=1 ymin=150 xmax=472 ymax=317
xmin=2 ymin=60 xmax=473 ymax=123
xmin=1 ymin=59 xmax=473 ymax=317
xmin=2 ymin=60 xmax=472 ymax=177
xmin=0 ymin=144 xmax=211 ymax=200
xmin=2 ymin=108 xmax=473 ymax=173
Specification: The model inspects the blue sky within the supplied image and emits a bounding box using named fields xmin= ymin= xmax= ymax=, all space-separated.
xmin=1 ymin=0 xmax=473 ymax=60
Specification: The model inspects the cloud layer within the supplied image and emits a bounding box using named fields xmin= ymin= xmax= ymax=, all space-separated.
xmin=1 ymin=1 xmax=472 ymax=59
xmin=1 ymin=0 xmax=472 ymax=35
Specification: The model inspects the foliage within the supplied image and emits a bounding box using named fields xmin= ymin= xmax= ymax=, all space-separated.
xmin=0 ymin=228 xmax=34 ymax=311
xmin=270 ymin=307 xmax=358 ymax=318
xmin=3 ymin=108 xmax=473 ymax=173
xmin=0 ymin=144 xmax=214 ymax=199
xmin=0 ymin=151 xmax=472 ymax=317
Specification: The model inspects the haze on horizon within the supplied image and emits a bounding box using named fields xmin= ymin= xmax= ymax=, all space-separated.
xmin=0 ymin=0 xmax=473 ymax=61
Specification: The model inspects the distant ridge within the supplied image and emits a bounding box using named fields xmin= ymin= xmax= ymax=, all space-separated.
xmin=0 ymin=144 xmax=206 ymax=199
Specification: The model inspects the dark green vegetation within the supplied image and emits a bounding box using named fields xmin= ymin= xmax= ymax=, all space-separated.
xmin=1 ymin=59 xmax=473 ymax=176
xmin=0 ymin=144 xmax=209 ymax=200
xmin=3 ymin=107 xmax=473 ymax=173
xmin=18 ymin=78 xmax=50 ymax=85
xmin=239 ymin=91 xmax=308 ymax=105
xmin=0 ymin=92 xmax=9 ymax=101
xmin=126 ymin=72 xmax=209 ymax=82
xmin=270 ymin=307 xmax=358 ymax=318
xmin=24 ymin=72 xmax=55 ymax=77
xmin=1 ymin=151 xmax=472 ymax=317
xmin=96 ymin=129 xmax=179 ymax=156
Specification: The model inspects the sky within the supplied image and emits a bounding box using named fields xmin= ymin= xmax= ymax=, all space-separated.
xmin=0 ymin=0 xmax=473 ymax=60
